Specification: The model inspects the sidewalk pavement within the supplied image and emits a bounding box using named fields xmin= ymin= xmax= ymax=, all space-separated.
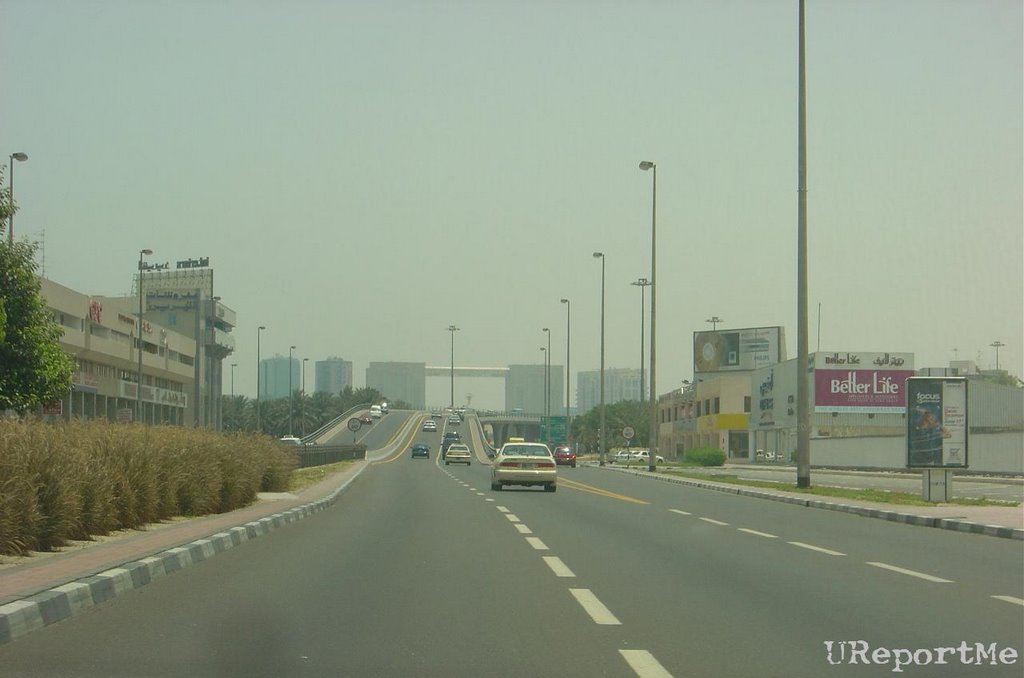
xmin=599 ymin=464 xmax=1023 ymax=537
xmin=0 ymin=460 xmax=369 ymax=646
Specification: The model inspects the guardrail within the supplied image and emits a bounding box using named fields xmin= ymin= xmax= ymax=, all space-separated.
xmin=301 ymin=403 xmax=372 ymax=444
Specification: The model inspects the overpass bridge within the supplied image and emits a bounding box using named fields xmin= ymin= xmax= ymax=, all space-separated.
xmin=475 ymin=411 xmax=544 ymax=447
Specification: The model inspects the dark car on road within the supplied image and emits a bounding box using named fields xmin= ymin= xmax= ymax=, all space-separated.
xmin=411 ymin=443 xmax=430 ymax=459
xmin=441 ymin=431 xmax=461 ymax=458
xmin=552 ymin=444 xmax=576 ymax=468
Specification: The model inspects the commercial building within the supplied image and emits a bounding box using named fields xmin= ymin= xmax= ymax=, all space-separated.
xmin=576 ymin=368 xmax=641 ymax=414
xmin=657 ymin=375 xmax=751 ymax=460
xmin=260 ymin=355 xmax=299 ymax=400
xmin=366 ymin=362 xmax=426 ymax=409
xmin=315 ymin=357 xmax=353 ymax=395
xmin=505 ymin=364 xmax=564 ymax=415
xmin=40 ymin=277 xmax=195 ymax=425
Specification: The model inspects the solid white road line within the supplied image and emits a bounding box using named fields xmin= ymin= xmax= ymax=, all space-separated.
xmin=669 ymin=509 xmax=691 ymax=516
xmin=699 ymin=517 xmax=729 ymax=526
xmin=619 ymin=649 xmax=673 ymax=678
xmin=737 ymin=528 xmax=778 ymax=539
xmin=866 ymin=562 xmax=953 ymax=583
xmin=542 ymin=556 xmax=576 ymax=577
xmin=514 ymin=523 xmax=533 ymax=534
xmin=569 ymin=588 xmax=621 ymax=625
xmin=992 ymin=595 xmax=1024 ymax=607
xmin=525 ymin=537 xmax=549 ymax=550
xmin=788 ymin=541 xmax=846 ymax=556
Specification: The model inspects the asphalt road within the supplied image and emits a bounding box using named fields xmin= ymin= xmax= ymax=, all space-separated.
xmin=2 ymin=420 xmax=1021 ymax=677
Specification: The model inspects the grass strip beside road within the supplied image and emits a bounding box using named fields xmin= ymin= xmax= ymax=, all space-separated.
xmin=289 ymin=461 xmax=356 ymax=492
xmin=664 ymin=470 xmax=1019 ymax=507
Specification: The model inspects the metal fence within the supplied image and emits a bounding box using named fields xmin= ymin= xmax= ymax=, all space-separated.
xmin=295 ymin=443 xmax=366 ymax=469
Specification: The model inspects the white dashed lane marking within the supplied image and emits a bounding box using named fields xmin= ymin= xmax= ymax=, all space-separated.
xmin=504 ymin=514 xmax=520 ymax=523
xmin=866 ymin=562 xmax=953 ymax=583
xmin=569 ymin=588 xmax=621 ymax=625
xmin=737 ymin=528 xmax=778 ymax=539
xmin=699 ymin=517 xmax=729 ymax=526
xmin=514 ymin=523 xmax=533 ymax=534
xmin=668 ymin=509 xmax=691 ymax=516
xmin=542 ymin=556 xmax=576 ymax=578
xmin=619 ymin=649 xmax=673 ymax=678
xmin=496 ymin=506 xmax=510 ymax=513
xmin=788 ymin=541 xmax=846 ymax=556
xmin=992 ymin=595 xmax=1024 ymax=607
xmin=525 ymin=537 xmax=549 ymax=550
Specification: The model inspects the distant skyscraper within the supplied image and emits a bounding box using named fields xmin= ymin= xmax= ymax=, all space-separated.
xmin=576 ymin=368 xmax=641 ymax=414
xmin=260 ymin=355 xmax=299 ymax=400
xmin=366 ymin=362 xmax=426 ymax=409
xmin=505 ymin=364 xmax=563 ymax=415
xmin=315 ymin=357 xmax=353 ymax=395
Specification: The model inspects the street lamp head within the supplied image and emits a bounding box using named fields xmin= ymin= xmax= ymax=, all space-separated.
xmin=593 ymin=252 xmax=603 ymax=259
xmin=140 ymin=248 xmax=153 ymax=256
xmin=632 ymin=277 xmax=650 ymax=287
xmin=11 ymin=152 xmax=28 ymax=162
xmin=543 ymin=327 xmax=549 ymax=333
xmin=258 ymin=325 xmax=266 ymax=331
xmin=639 ymin=161 xmax=655 ymax=171
xmin=290 ymin=345 xmax=296 ymax=350
xmin=560 ymin=298 xmax=569 ymax=304
xmin=231 ymin=363 xmax=238 ymax=367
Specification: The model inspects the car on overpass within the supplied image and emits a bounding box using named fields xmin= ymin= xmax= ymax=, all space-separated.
xmin=444 ymin=443 xmax=472 ymax=465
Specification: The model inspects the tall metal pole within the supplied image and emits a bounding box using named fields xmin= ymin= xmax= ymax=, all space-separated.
xmin=632 ymin=278 xmax=650 ymax=402
xmin=639 ymin=161 xmax=658 ymax=471
xmin=560 ymin=299 xmax=570 ymax=420
xmin=256 ymin=325 xmax=265 ymax=432
xmin=593 ymin=252 xmax=606 ymax=466
xmin=796 ymin=0 xmax=811 ymax=488
xmin=288 ymin=345 xmax=296 ymax=435
xmin=7 ymin=152 xmax=27 ymax=244
xmin=302 ymin=357 xmax=308 ymax=437
xmin=448 ymin=325 xmax=459 ymax=409
xmin=230 ymin=363 xmax=237 ymax=397
xmin=136 ymin=249 xmax=152 ymax=424
xmin=540 ymin=347 xmax=547 ymax=420
xmin=543 ymin=327 xmax=551 ymax=420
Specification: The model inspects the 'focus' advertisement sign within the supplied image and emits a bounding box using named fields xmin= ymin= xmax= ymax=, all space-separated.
xmin=906 ymin=377 xmax=968 ymax=468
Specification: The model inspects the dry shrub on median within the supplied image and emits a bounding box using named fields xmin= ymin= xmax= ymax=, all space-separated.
xmin=0 ymin=419 xmax=297 ymax=557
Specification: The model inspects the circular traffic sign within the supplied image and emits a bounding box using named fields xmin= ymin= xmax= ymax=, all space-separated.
xmin=347 ymin=417 xmax=362 ymax=432
xmin=623 ymin=426 xmax=635 ymax=440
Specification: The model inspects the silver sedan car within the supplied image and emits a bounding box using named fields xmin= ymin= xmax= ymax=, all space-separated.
xmin=490 ymin=442 xmax=557 ymax=492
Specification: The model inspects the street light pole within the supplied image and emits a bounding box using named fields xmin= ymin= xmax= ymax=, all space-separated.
xmin=448 ymin=325 xmax=459 ymax=409
xmin=540 ymin=347 xmax=547 ymax=419
xmin=796 ymin=0 xmax=811 ymax=489
xmin=631 ymin=278 xmax=650 ymax=402
xmin=7 ymin=152 xmax=28 ymax=244
xmin=256 ymin=326 xmax=266 ymax=432
xmin=302 ymin=357 xmax=309 ymax=437
xmin=706 ymin=316 xmax=723 ymax=331
xmin=560 ymin=298 xmax=570 ymax=420
xmin=990 ymin=341 xmax=1005 ymax=370
xmin=136 ymin=248 xmax=152 ymax=424
xmin=230 ymin=363 xmax=237 ymax=397
xmin=639 ymin=160 xmax=658 ymax=472
xmin=288 ymin=345 xmax=296 ymax=436
xmin=543 ymin=327 xmax=551 ymax=421
xmin=593 ymin=252 xmax=606 ymax=466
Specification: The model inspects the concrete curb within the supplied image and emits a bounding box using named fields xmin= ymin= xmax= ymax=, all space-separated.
xmin=599 ymin=465 xmax=1024 ymax=541
xmin=0 ymin=465 xmax=366 ymax=647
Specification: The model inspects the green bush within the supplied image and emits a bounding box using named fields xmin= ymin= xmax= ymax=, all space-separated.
xmin=685 ymin=446 xmax=726 ymax=466
xmin=0 ymin=419 xmax=297 ymax=556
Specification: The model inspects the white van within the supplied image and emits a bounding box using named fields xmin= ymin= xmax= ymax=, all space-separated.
xmin=370 ymin=405 xmax=382 ymax=419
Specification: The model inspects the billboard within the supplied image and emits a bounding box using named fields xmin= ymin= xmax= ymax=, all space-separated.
xmin=693 ymin=326 xmax=783 ymax=375
xmin=906 ymin=377 xmax=968 ymax=468
xmin=813 ymin=352 xmax=915 ymax=413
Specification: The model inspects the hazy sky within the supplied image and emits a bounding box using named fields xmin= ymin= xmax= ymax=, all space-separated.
xmin=2 ymin=0 xmax=1021 ymax=410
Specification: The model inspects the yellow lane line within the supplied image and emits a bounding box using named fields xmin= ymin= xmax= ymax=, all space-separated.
xmin=559 ymin=478 xmax=650 ymax=505
xmin=372 ymin=414 xmax=427 ymax=465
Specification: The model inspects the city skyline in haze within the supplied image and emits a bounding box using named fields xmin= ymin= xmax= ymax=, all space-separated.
xmin=3 ymin=1 xmax=1020 ymax=411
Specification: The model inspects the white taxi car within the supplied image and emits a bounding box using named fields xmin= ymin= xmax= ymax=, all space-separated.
xmin=490 ymin=441 xmax=557 ymax=492
xmin=444 ymin=443 xmax=472 ymax=466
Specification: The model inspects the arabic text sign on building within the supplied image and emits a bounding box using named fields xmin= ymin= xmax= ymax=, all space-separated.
xmin=906 ymin=377 xmax=968 ymax=468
